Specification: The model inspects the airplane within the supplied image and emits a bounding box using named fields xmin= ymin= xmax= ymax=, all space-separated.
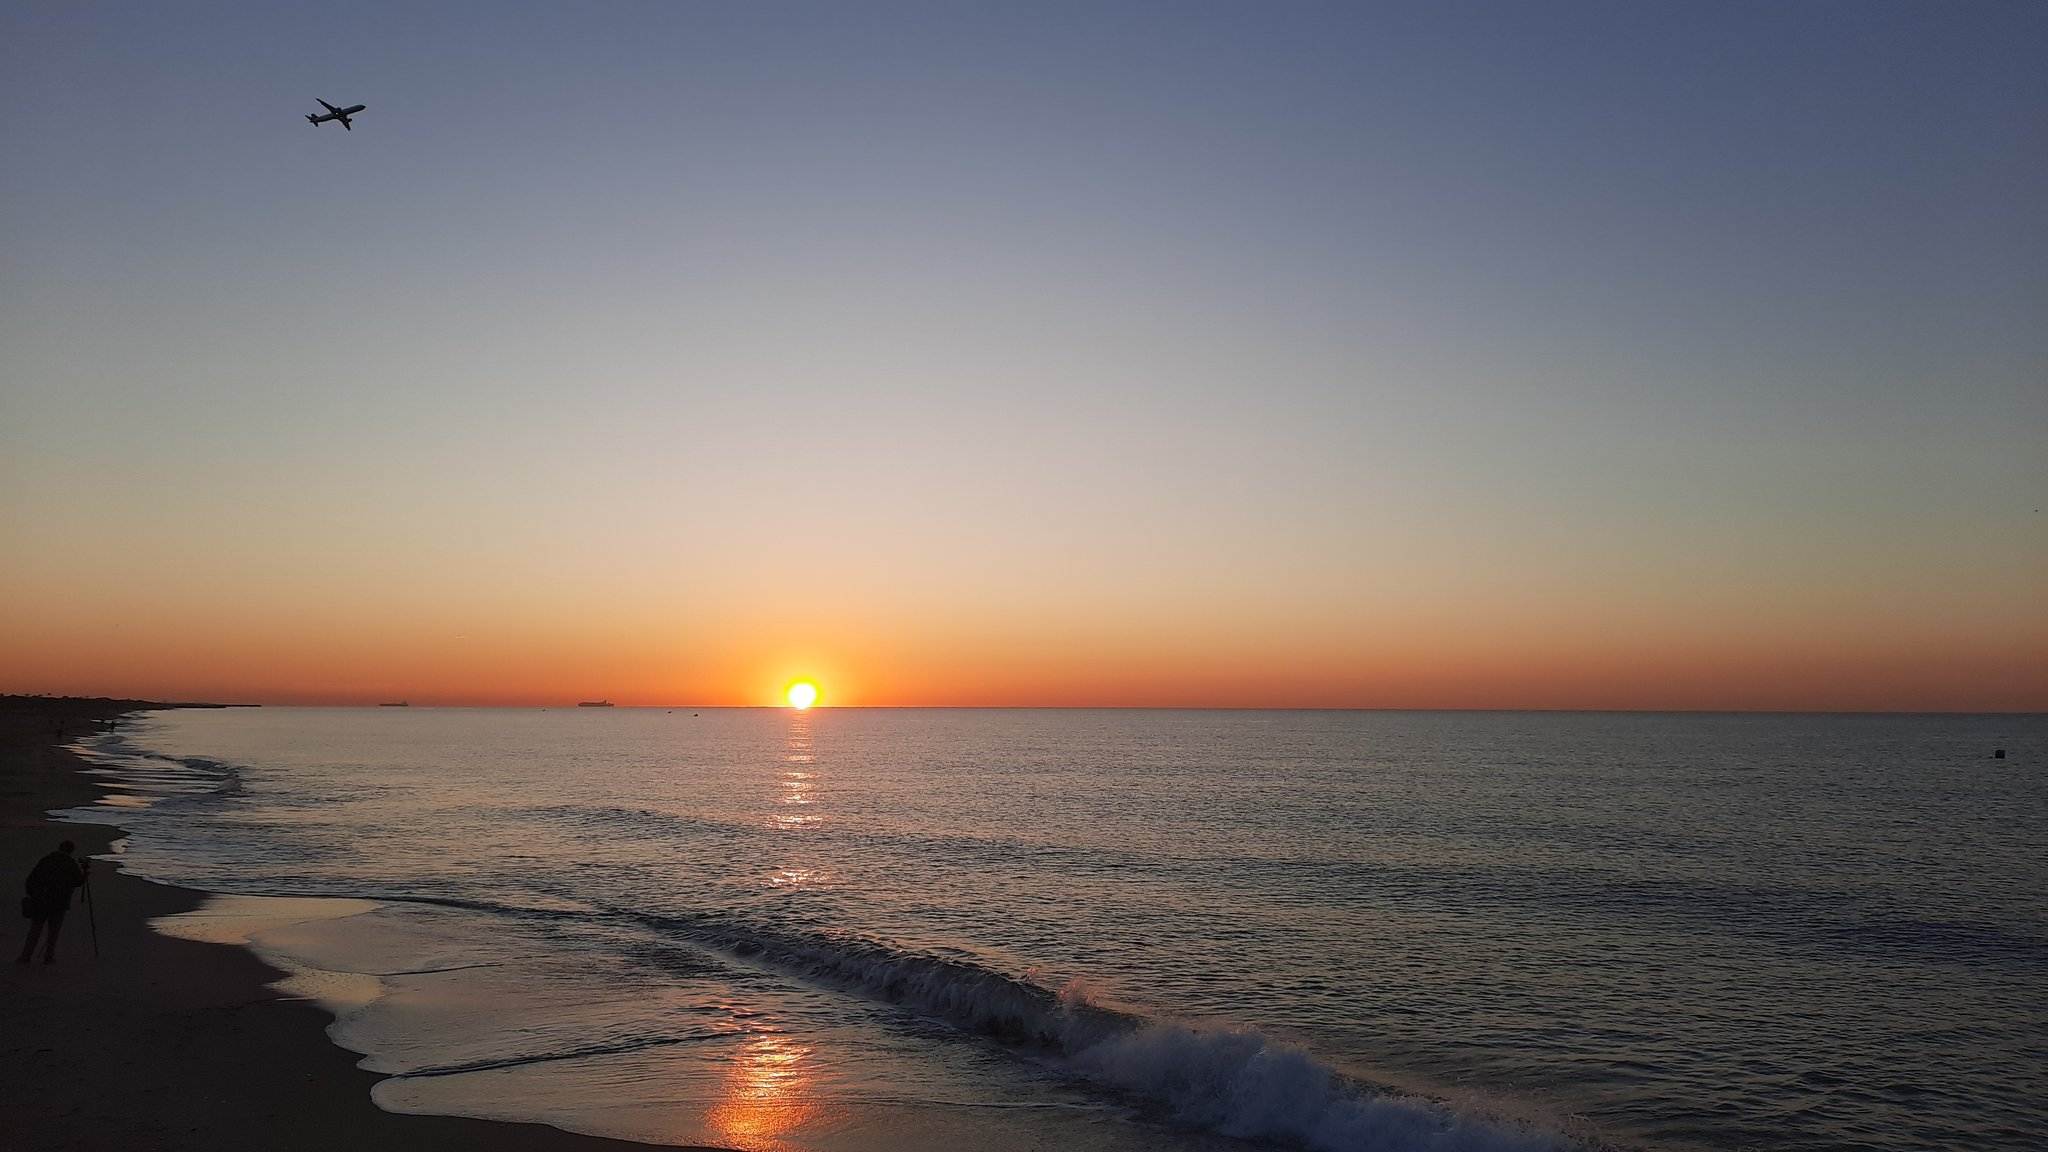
xmin=306 ymin=99 xmax=366 ymax=130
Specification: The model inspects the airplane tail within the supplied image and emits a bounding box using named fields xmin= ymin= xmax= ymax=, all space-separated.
xmin=306 ymin=114 xmax=318 ymax=125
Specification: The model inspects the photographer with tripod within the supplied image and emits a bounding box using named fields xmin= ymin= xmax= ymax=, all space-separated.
xmin=16 ymin=840 xmax=90 ymax=965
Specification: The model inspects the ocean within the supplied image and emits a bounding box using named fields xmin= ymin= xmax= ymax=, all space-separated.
xmin=67 ymin=708 xmax=2046 ymax=1152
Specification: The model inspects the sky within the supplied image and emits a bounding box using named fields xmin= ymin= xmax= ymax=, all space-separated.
xmin=2 ymin=1 xmax=2044 ymax=709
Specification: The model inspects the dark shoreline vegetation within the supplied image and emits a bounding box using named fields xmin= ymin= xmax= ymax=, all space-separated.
xmin=0 ymin=697 xmax=699 ymax=1151
xmin=2 ymin=692 xmax=238 ymax=711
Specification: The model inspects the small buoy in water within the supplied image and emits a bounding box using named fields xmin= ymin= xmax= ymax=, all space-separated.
xmin=1993 ymin=748 xmax=2006 ymax=759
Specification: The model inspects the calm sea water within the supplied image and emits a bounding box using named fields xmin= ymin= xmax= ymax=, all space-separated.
xmin=69 ymin=709 xmax=2046 ymax=1152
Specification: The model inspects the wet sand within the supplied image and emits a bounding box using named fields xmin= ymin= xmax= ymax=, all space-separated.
xmin=0 ymin=702 xmax=707 ymax=1151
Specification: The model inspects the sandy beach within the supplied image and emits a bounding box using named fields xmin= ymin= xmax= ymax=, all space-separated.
xmin=0 ymin=700 xmax=689 ymax=1152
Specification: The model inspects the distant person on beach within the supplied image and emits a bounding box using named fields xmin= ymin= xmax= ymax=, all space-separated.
xmin=16 ymin=841 xmax=88 ymax=964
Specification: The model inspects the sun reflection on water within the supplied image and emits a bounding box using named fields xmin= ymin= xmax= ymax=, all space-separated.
xmin=703 ymin=1033 xmax=819 ymax=1151
xmin=772 ymin=712 xmax=822 ymax=829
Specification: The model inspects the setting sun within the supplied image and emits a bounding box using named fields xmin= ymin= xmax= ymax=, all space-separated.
xmin=785 ymin=681 xmax=819 ymax=710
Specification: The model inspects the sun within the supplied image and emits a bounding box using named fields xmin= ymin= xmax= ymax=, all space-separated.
xmin=785 ymin=681 xmax=819 ymax=710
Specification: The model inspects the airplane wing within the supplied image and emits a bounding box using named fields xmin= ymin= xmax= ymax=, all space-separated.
xmin=318 ymin=99 xmax=340 ymax=113
xmin=342 ymin=119 xmax=352 ymax=131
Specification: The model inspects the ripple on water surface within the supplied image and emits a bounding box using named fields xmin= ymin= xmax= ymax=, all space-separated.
xmin=69 ymin=708 xmax=2048 ymax=1152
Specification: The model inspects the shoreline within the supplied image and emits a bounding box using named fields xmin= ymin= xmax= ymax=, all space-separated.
xmin=0 ymin=702 xmax=705 ymax=1151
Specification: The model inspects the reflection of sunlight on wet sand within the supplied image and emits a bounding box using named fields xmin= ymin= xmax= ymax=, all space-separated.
xmin=153 ymin=894 xmax=385 ymax=1012
xmin=95 ymin=791 xmax=154 ymax=808
xmin=152 ymin=893 xmax=380 ymax=947
xmin=703 ymin=1033 xmax=819 ymax=1151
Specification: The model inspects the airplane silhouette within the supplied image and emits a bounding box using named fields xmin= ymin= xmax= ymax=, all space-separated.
xmin=306 ymin=99 xmax=365 ymax=131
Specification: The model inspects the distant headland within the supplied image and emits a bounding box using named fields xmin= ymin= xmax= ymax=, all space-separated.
xmin=0 ymin=694 xmax=254 ymax=719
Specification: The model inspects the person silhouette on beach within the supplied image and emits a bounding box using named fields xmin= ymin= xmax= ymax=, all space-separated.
xmin=16 ymin=841 xmax=88 ymax=965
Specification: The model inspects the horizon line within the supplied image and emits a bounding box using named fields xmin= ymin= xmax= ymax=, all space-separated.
xmin=107 ymin=703 xmax=2048 ymax=717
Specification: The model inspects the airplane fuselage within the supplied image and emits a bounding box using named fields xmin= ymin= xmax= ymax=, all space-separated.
xmin=307 ymin=101 xmax=366 ymax=130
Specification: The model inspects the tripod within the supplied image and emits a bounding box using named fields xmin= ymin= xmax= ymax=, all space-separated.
xmin=81 ymin=864 xmax=99 ymax=958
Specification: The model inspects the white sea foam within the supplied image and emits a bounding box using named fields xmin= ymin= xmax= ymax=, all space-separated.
xmin=1069 ymin=1020 xmax=1561 ymax=1152
xmin=628 ymin=908 xmax=1570 ymax=1152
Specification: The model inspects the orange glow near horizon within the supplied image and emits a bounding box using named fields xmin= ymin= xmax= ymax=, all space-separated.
xmin=3 ymin=7 xmax=2044 ymax=719
xmin=1 ymin=526 xmax=2043 ymax=712
xmin=3 ymin=607 xmax=2044 ymax=712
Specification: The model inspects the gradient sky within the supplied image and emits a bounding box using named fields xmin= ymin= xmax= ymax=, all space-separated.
xmin=3 ymin=2 xmax=2044 ymax=709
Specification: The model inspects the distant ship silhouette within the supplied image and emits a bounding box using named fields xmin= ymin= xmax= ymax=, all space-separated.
xmin=577 ymin=700 xmax=614 ymax=708
xmin=379 ymin=701 xmax=409 ymax=707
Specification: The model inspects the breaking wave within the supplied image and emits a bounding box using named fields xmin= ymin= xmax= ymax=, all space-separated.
xmin=633 ymin=907 xmax=1570 ymax=1151
xmin=386 ymin=894 xmax=1575 ymax=1152
xmin=1071 ymin=1021 xmax=1563 ymax=1152
xmin=73 ymin=721 xmax=1586 ymax=1152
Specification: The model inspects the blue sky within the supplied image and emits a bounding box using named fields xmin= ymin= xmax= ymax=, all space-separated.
xmin=3 ymin=2 xmax=2043 ymax=707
